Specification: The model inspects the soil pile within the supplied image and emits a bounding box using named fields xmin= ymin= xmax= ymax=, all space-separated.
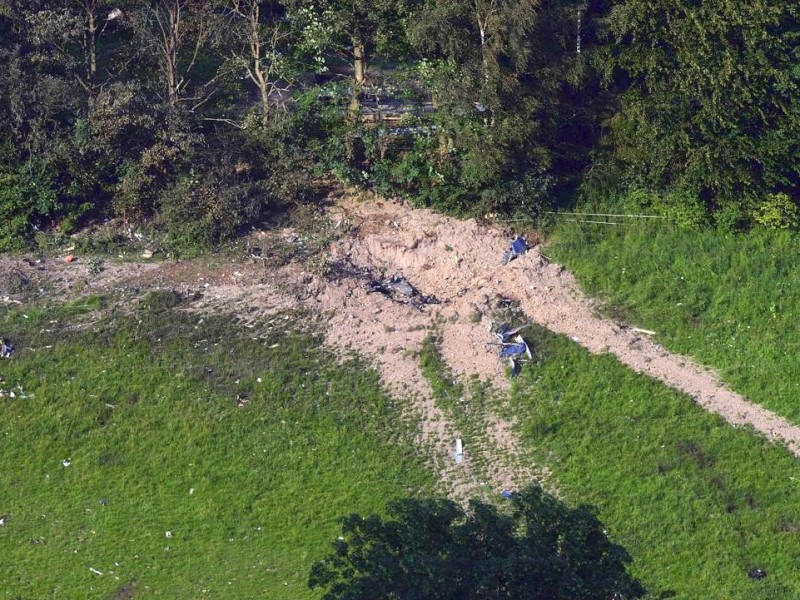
xmin=3 ymin=194 xmax=799 ymax=499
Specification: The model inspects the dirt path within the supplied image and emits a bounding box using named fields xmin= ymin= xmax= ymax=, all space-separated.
xmin=3 ymin=194 xmax=800 ymax=501
xmin=324 ymin=197 xmax=800 ymax=457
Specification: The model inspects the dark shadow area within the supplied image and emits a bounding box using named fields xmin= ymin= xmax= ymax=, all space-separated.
xmin=309 ymin=484 xmax=646 ymax=599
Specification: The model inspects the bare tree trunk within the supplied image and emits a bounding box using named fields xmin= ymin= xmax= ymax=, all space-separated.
xmin=85 ymin=0 xmax=97 ymax=84
xmin=248 ymin=2 xmax=270 ymax=127
xmin=231 ymin=0 xmax=291 ymax=129
xmin=149 ymin=0 xmax=190 ymax=108
xmin=347 ymin=38 xmax=366 ymax=127
xmin=165 ymin=2 xmax=180 ymax=107
xmin=353 ymin=41 xmax=366 ymax=87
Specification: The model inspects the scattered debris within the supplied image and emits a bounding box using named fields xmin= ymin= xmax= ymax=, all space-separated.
xmin=454 ymin=438 xmax=463 ymax=464
xmin=141 ymin=249 xmax=154 ymax=259
xmin=165 ymin=531 xmax=173 ymax=539
xmin=89 ymin=567 xmax=103 ymax=576
xmin=631 ymin=327 xmax=657 ymax=336
xmin=99 ymin=498 xmax=109 ymax=506
xmin=0 ymin=515 xmax=7 ymax=526
xmin=62 ymin=459 xmax=71 ymax=467
xmin=502 ymin=236 xmax=528 ymax=265
xmin=86 ymin=258 xmax=105 ymax=275
xmin=495 ymin=295 xmax=517 ymax=309
xmin=500 ymin=490 xmax=513 ymax=499
xmin=367 ymin=274 xmax=440 ymax=310
xmin=64 ymin=255 xmax=76 ymax=264
xmin=0 ymin=338 xmax=13 ymax=358
xmin=0 ymin=384 xmax=29 ymax=399
xmin=748 ymin=568 xmax=767 ymax=580
xmin=491 ymin=322 xmax=533 ymax=377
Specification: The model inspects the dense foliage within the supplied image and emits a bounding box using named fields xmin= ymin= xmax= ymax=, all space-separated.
xmin=309 ymin=485 xmax=645 ymax=599
xmin=1 ymin=0 xmax=799 ymax=248
xmin=595 ymin=0 xmax=800 ymax=227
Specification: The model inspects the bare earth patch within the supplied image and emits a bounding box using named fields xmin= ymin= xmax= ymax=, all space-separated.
xmin=4 ymin=194 xmax=800 ymax=500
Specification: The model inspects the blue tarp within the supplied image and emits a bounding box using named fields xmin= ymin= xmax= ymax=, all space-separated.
xmin=500 ymin=342 xmax=529 ymax=358
xmin=502 ymin=236 xmax=528 ymax=264
xmin=511 ymin=236 xmax=527 ymax=255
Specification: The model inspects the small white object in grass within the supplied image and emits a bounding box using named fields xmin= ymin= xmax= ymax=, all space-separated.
xmin=189 ymin=488 xmax=194 ymax=495
xmin=62 ymin=459 xmax=71 ymax=467
xmin=89 ymin=567 xmax=103 ymax=576
xmin=454 ymin=438 xmax=463 ymax=464
xmin=257 ymin=377 xmax=262 ymax=383
xmin=165 ymin=531 xmax=173 ymax=538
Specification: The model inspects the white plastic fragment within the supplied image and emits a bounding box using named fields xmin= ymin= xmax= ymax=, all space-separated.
xmin=454 ymin=438 xmax=463 ymax=464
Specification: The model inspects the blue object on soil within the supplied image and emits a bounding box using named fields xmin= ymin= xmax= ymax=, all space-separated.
xmin=502 ymin=236 xmax=528 ymax=264
xmin=0 ymin=338 xmax=13 ymax=358
xmin=500 ymin=343 xmax=528 ymax=358
xmin=511 ymin=236 xmax=528 ymax=254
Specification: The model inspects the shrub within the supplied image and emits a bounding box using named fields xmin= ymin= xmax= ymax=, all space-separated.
xmin=0 ymin=166 xmax=58 ymax=250
xmin=752 ymin=193 xmax=800 ymax=231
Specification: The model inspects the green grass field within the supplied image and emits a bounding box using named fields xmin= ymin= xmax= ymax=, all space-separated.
xmin=0 ymin=301 xmax=434 ymax=598
xmin=511 ymin=325 xmax=800 ymax=599
xmin=551 ymin=222 xmax=800 ymax=425
xmin=7 ymin=221 xmax=800 ymax=600
xmin=418 ymin=326 xmax=800 ymax=598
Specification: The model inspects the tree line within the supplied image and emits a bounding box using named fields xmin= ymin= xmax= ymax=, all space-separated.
xmin=2 ymin=0 xmax=799 ymax=251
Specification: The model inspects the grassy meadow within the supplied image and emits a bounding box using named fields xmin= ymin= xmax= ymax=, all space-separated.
xmin=6 ymin=218 xmax=800 ymax=600
xmin=551 ymin=222 xmax=800 ymax=424
xmin=0 ymin=299 xmax=434 ymax=598
xmin=512 ymin=326 xmax=800 ymax=599
xmin=420 ymin=326 xmax=800 ymax=599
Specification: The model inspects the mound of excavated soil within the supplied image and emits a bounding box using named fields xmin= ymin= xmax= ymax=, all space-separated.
xmin=3 ymin=194 xmax=800 ymax=501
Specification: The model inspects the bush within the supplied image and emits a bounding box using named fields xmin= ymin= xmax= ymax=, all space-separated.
xmin=0 ymin=166 xmax=58 ymax=250
xmin=752 ymin=193 xmax=800 ymax=231
xmin=659 ymin=188 xmax=709 ymax=230
xmin=158 ymin=174 xmax=266 ymax=255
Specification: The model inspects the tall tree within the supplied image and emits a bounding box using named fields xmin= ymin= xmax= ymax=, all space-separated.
xmin=224 ymin=0 xmax=293 ymax=127
xmin=403 ymin=0 xmax=591 ymax=213
xmin=131 ymin=0 xmax=216 ymax=108
xmin=17 ymin=0 xmax=126 ymax=99
xmin=288 ymin=0 xmax=416 ymax=112
xmin=597 ymin=0 xmax=800 ymax=213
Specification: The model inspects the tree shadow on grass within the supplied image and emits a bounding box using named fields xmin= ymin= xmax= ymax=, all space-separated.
xmin=310 ymin=484 xmax=647 ymax=599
